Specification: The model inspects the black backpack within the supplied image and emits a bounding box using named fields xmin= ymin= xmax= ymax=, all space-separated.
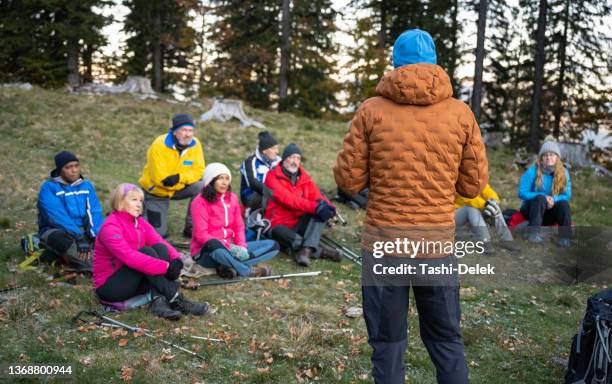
xmin=566 ymin=289 xmax=612 ymax=384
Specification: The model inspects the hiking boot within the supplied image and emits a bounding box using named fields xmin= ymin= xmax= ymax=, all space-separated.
xmin=320 ymin=245 xmax=343 ymax=262
xmin=482 ymin=241 xmax=496 ymax=256
xmin=557 ymin=238 xmax=571 ymax=248
xmin=171 ymin=293 xmax=210 ymax=316
xmin=150 ymin=296 xmax=182 ymax=320
xmin=296 ymin=247 xmax=312 ymax=267
xmin=499 ymin=240 xmax=521 ymax=253
xmin=182 ymin=227 xmax=192 ymax=239
xmin=527 ymin=232 xmax=544 ymax=244
xmin=216 ymin=265 xmax=237 ymax=279
xmin=250 ymin=265 xmax=272 ymax=277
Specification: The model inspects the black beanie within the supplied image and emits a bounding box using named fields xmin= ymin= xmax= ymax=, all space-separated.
xmin=258 ymin=131 xmax=278 ymax=152
xmin=171 ymin=113 xmax=195 ymax=131
xmin=282 ymin=143 xmax=301 ymax=161
xmin=54 ymin=151 xmax=79 ymax=174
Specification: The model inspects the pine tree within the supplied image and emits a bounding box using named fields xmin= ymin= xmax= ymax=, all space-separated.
xmin=284 ymin=0 xmax=340 ymax=117
xmin=0 ymin=0 xmax=110 ymax=87
xmin=204 ymin=0 xmax=280 ymax=109
xmin=547 ymin=0 xmax=611 ymax=140
xmin=122 ymin=0 xmax=197 ymax=92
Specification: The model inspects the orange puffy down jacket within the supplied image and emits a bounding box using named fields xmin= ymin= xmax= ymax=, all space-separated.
xmin=334 ymin=63 xmax=488 ymax=232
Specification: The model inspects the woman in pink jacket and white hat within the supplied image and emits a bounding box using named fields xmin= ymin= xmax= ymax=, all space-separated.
xmin=190 ymin=163 xmax=279 ymax=279
xmin=93 ymin=183 xmax=209 ymax=320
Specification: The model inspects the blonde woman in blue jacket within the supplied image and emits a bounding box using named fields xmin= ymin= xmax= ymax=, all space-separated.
xmin=518 ymin=141 xmax=572 ymax=247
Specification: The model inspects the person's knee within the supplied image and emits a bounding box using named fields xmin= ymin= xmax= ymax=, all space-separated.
xmin=44 ymin=230 xmax=75 ymax=254
xmin=555 ymin=200 xmax=570 ymax=210
xmin=139 ymin=246 xmax=157 ymax=257
xmin=534 ymin=195 xmax=548 ymax=205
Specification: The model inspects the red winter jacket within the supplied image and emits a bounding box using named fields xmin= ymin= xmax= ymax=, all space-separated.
xmin=264 ymin=165 xmax=328 ymax=228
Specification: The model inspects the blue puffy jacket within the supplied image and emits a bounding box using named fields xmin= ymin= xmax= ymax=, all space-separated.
xmin=518 ymin=164 xmax=572 ymax=206
xmin=239 ymin=149 xmax=280 ymax=204
xmin=37 ymin=175 xmax=105 ymax=238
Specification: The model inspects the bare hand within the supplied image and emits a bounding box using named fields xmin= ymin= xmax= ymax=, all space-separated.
xmin=546 ymin=196 xmax=554 ymax=209
xmin=78 ymin=251 xmax=91 ymax=261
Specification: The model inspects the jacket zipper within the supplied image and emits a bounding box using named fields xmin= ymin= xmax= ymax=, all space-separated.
xmin=135 ymin=217 xmax=140 ymax=248
xmin=220 ymin=193 xmax=229 ymax=240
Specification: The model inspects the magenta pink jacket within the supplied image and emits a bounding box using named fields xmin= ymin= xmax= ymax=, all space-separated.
xmin=93 ymin=211 xmax=180 ymax=288
xmin=190 ymin=192 xmax=247 ymax=256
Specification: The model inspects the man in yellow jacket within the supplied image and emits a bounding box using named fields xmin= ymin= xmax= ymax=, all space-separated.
xmin=139 ymin=114 xmax=205 ymax=238
xmin=455 ymin=183 xmax=519 ymax=253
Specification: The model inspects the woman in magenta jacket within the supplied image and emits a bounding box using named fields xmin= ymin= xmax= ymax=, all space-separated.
xmin=94 ymin=183 xmax=209 ymax=320
xmin=190 ymin=163 xmax=279 ymax=278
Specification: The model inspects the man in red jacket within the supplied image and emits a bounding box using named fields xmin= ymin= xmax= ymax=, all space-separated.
xmin=264 ymin=144 xmax=342 ymax=266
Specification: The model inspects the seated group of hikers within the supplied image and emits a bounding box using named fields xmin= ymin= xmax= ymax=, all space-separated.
xmin=36 ymin=114 xmax=343 ymax=320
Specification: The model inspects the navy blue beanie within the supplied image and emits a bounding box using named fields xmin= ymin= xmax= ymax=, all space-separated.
xmin=282 ymin=143 xmax=301 ymax=161
xmin=392 ymin=29 xmax=437 ymax=68
xmin=54 ymin=151 xmax=79 ymax=173
xmin=171 ymin=114 xmax=195 ymax=131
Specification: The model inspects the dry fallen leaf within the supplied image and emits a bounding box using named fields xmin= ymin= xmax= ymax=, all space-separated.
xmin=120 ymin=366 xmax=134 ymax=381
xmin=111 ymin=328 xmax=128 ymax=337
xmin=160 ymin=348 xmax=176 ymax=362
xmin=257 ymin=367 xmax=271 ymax=374
xmin=118 ymin=338 xmax=129 ymax=347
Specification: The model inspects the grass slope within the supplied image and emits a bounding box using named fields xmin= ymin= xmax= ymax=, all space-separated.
xmin=0 ymin=87 xmax=610 ymax=383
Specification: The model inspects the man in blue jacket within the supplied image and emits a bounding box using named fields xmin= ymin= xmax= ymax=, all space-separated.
xmin=240 ymin=131 xmax=281 ymax=211
xmin=37 ymin=151 xmax=105 ymax=271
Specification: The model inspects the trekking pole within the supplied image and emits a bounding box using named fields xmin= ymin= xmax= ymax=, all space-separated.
xmin=72 ymin=310 xmax=205 ymax=360
xmin=0 ymin=285 xmax=25 ymax=294
xmin=194 ymin=271 xmax=323 ymax=287
xmin=321 ymin=235 xmax=362 ymax=266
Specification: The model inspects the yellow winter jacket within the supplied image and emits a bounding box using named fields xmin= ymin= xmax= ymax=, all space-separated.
xmin=454 ymin=183 xmax=499 ymax=210
xmin=139 ymin=132 xmax=206 ymax=198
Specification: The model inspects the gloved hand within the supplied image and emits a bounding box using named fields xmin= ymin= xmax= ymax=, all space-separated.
xmin=230 ymin=245 xmax=250 ymax=261
xmin=162 ymin=174 xmax=180 ymax=187
xmin=483 ymin=199 xmax=502 ymax=218
xmin=165 ymin=259 xmax=184 ymax=280
xmin=315 ymin=200 xmax=336 ymax=222
xmin=75 ymin=235 xmax=91 ymax=261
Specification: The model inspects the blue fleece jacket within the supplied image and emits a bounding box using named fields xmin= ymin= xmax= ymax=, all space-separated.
xmin=37 ymin=175 xmax=104 ymax=238
xmin=518 ymin=164 xmax=572 ymax=205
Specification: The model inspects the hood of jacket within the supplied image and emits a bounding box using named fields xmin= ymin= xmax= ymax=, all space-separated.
xmin=375 ymin=63 xmax=453 ymax=106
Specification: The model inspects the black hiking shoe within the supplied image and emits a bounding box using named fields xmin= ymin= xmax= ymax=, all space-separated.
xmin=216 ymin=265 xmax=238 ymax=279
xmin=171 ymin=293 xmax=210 ymax=316
xmin=150 ymin=296 xmax=182 ymax=320
xmin=320 ymin=245 xmax=343 ymax=262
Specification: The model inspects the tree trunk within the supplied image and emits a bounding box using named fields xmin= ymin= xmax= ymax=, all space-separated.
xmin=197 ymin=5 xmax=208 ymax=93
xmin=67 ymin=37 xmax=80 ymax=87
xmin=378 ymin=0 xmax=387 ymax=48
xmin=553 ymin=0 xmax=569 ymax=139
xmin=82 ymin=44 xmax=93 ymax=83
xmin=529 ymin=0 xmax=547 ymax=152
xmin=153 ymin=13 xmax=163 ymax=92
xmin=448 ymin=0 xmax=459 ymax=93
xmin=471 ymin=0 xmax=488 ymax=123
xmin=278 ymin=0 xmax=291 ymax=112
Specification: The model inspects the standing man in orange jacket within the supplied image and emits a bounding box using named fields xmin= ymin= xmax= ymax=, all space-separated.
xmin=334 ymin=29 xmax=488 ymax=384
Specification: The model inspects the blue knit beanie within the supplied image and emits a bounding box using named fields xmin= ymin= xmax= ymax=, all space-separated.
xmin=392 ymin=29 xmax=437 ymax=68
xmin=171 ymin=114 xmax=195 ymax=131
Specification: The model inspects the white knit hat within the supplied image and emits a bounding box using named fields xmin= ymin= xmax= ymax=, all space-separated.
xmin=203 ymin=163 xmax=232 ymax=186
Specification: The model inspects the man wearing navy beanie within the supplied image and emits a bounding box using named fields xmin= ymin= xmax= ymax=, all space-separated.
xmin=335 ymin=29 xmax=488 ymax=384
xmin=37 ymin=151 xmax=105 ymax=272
xmin=139 ymin=113 xmax=206 ymax=238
